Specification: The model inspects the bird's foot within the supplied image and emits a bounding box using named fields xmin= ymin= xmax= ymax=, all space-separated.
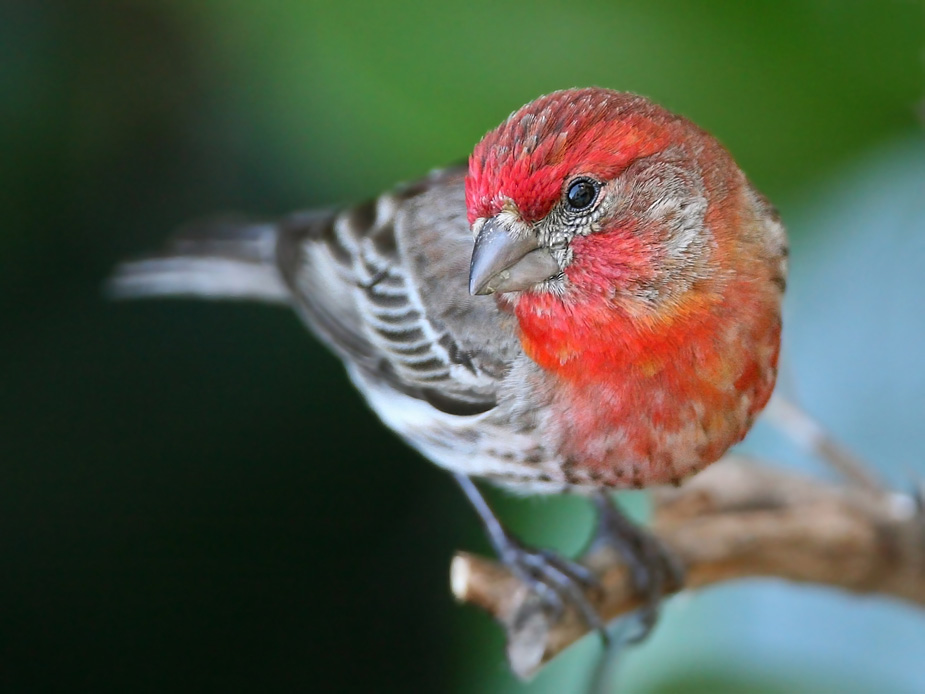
xmin=493 ymin=526 xmax=607 ymax=639
xmin=589 ymin=492 xmax=685 ymax=642
xmin=452 ymin=473 xmax=607 ymax=639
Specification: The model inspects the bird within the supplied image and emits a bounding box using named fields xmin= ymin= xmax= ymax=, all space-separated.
xmin=109 ymin=87 xmax=787 ymax=636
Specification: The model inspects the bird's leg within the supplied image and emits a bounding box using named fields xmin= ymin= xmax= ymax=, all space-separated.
xmin=588 ymin=491 xmax=685 ymax=642
xmin=452 ymin=473 xmax=607 ymax=638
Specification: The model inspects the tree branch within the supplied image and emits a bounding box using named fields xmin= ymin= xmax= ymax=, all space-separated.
xmin=449 ymin=457 xmax=925 ymax=680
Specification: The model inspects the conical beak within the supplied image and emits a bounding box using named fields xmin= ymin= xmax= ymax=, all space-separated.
xmin=468 ymin=217 xmax=560 ymax=295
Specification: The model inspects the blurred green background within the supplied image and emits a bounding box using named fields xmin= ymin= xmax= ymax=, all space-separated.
xmin=2 ymin=1 xmax=924 ymax=692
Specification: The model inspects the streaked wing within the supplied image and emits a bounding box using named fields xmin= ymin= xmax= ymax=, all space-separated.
xmin=277 ymin=168 xmax=519 ymax=415
xmin=109 ymin=165 xmax=520 ymax=416
xmin=276 ymin=165 xmax=521 ymax=416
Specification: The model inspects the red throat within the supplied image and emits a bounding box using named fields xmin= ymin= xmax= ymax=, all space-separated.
xmin=513 ymin=278 xmax=781 ymax=487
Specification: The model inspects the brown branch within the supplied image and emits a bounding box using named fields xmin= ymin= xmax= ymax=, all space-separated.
xmin=449 ymin=456 xmax=925 ymax=680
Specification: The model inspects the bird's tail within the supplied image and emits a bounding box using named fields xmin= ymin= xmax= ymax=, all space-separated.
xmin=106 ymin=216 xmax=290 ymax=304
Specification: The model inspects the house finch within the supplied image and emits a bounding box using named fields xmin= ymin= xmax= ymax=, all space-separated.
xmin=111 ymin=88 xmax=787 ymax=635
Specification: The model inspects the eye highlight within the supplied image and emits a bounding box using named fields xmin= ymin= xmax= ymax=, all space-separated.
xmin=565 ymin=178 xmax=599 ymax=211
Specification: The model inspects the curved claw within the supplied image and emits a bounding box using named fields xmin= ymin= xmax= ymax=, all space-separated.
xmin=498 ymin=535 xmax=608 ymax=641
xmin=452 ymin=473 xmax=609 ymax=641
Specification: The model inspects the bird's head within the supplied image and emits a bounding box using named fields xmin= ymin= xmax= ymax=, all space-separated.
xmin=466 ymin=88 xmax=741 ymax=320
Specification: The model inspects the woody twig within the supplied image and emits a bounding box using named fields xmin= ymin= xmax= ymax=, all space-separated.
xmin=450 ymin=456 xmax=925 ymax=680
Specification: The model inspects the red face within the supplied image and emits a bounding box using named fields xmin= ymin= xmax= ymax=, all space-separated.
xmin=464 ymin=88 xmax=722 ymax=311
xmin=466 ymin=89 xmax=674 ymax=226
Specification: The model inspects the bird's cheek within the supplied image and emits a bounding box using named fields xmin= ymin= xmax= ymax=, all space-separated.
xmin=565 ymin=231 xmax=657 ymax=297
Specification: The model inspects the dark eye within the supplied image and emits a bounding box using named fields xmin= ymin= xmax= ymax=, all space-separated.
xmin=565 ymin=178 xmax=599 ymax=211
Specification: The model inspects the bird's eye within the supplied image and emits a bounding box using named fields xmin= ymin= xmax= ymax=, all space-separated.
xmin=565 ymin=178 xmax=599 ymax=211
